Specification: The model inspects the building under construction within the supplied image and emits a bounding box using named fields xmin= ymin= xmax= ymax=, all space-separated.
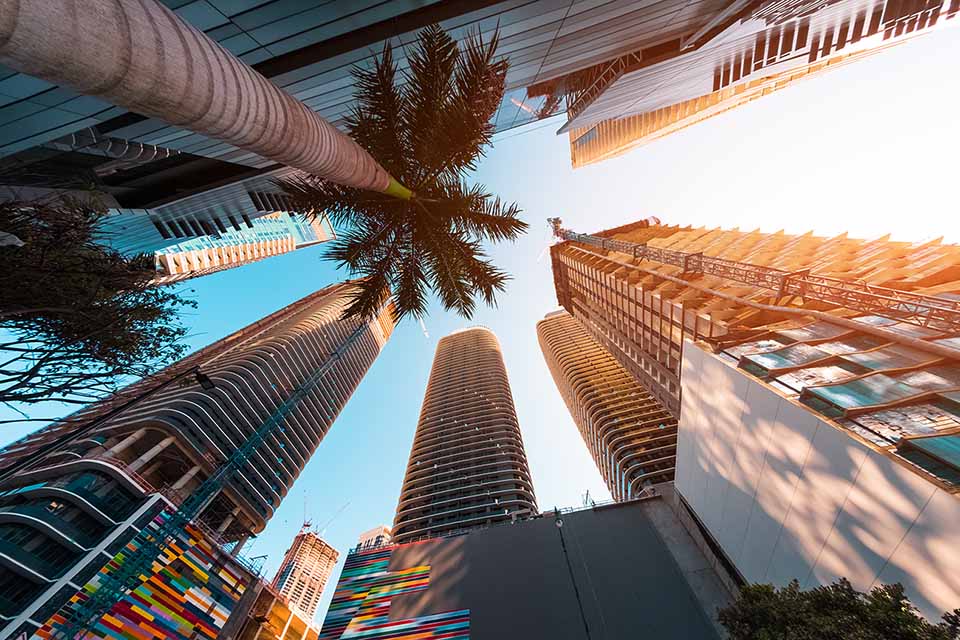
xmin=547 ymin=217 xmax=960 ymax=618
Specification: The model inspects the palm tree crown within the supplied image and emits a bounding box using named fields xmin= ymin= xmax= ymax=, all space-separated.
xmin=281 ymin=25 xmax=527 ymax=321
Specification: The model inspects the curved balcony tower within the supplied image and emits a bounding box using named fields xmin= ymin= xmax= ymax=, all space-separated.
xmin=0 ymin=282 xmax=394 ymax=630
xmin=393 ymin=328 xmax=537 ymax=544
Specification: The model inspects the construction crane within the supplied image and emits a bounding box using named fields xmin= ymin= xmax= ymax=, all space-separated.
xmin=547 ymin=217 xmax=960 ymax=333
xmin=318 ymin=501 xmax=350 ymax=536
xmin=56 ymin=320 xmax=373 ymax=639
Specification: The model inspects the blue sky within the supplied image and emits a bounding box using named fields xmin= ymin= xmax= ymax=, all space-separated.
xmin=2 ymin=24 xmax=960 ymax=627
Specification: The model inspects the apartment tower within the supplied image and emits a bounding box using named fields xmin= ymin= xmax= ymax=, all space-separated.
xmin=0 ymin=281 xmax=394 ymax=634
xmin=392 ymin=328 xmax=537 ymax=543
xmin=549 ymin=217 xmax=960 ymax=619
xmin=272 ymin=527 xmax=339 ymax=620
xmin=548 ymin=0 xmax=959 ymax=168
xmin=537 ymin=310 xmax=677 ymax=500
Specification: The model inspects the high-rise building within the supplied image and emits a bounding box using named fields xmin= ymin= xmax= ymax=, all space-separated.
xmin=392 ymin=328 xmax=537 ymax=544
xmin=537 ymin=310 xmax=677 ymax=500
xmin=550 ymin=0 xmax=959 ymax=168
xmin=272 ymin=526 xmax=339 ymax=621
xmin=549 ymin=217 xmax=960 ymax=619
xmin=357 ymin=525 xmax=392 ymax=550
xmin=0 ymin=281 xmax=395 ymax=635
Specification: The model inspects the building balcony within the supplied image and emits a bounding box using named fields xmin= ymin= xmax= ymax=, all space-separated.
xmin=0 ymin=537 xmax=66 ymax=580
xmin=18 ymin=473 xmax=140 ymax=522
xmin=0 ymin=504 xmax=101 ymax=549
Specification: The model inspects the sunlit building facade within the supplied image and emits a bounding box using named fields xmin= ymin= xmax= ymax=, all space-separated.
xmin=272 ymin=528 xmax=338 ymax=621
xmin=553 ymin=0 xmax=960 ymax=167
xmin=538 ymin=310 xmax=677 ymax=500
xmin=392 ymin=328 xmax=537 ymax=543
xmin=0 ymin=282 xmax=395 ymax=636
xmin=357 ymin=525 xmax=392 ymax=550
xmin=550 ymin=217 xmax=960 ymax=620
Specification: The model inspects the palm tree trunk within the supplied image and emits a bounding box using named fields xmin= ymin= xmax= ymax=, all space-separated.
xmin=0 ymin=0 xmax=412 ymax=199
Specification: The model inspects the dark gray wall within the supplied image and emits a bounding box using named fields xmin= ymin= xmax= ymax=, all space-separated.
xmin=388 ymin=501 xmax=719 ymax=639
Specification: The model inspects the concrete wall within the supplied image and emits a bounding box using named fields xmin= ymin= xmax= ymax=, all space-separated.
xmin=323 ymin=499 xmax=724 ymax=640
xmin=676 ymin=341 xmax=960 ymax=620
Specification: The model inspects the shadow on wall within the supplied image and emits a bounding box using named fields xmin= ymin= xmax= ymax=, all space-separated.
xmin=387 ymin=504 xmax=720 ymax=639
xmin=675 ymin=342 xmax=960 ymax=621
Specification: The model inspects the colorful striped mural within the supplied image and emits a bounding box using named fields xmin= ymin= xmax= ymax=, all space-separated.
xmin=319 ymin=545 xmax=469 ymax=640
xmin=34 ymin=506 xmax=252 ymax=640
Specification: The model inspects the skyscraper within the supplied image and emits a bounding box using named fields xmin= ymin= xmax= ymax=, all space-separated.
xmin=537 ymin=310 xmax=677 ymax=501
xmin=551 ymin=0 xmax=959 ymax=167
xmin=272 ymin=526 xmax=339 ymax=621
xmin=392 ymin=328 xmax=537 ymax=543
xmin=549 ymin=217 xmax=960 ymax=619
xmin=0 ymin=281 xmax=395 ymax=634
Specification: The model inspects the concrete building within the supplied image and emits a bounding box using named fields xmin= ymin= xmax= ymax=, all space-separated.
xmin=392 ymin=328 xmax=537 ymax=543
xmin=357 ymin=525 xmax=392 ymax=550
xmin=322 ymin=491 xmax=733 ymax=639
xmin=549 ymin=217 xmax=960 ymax=619
xmin=538 ymin=309 xmax=677 ymax=500
xmin=552 ymin=0 xmax=960 ymax=167
xmin=272 ymin=527 xmax=339 ymax=621
xmin=0 ymin=281 xmax=395 ymax=636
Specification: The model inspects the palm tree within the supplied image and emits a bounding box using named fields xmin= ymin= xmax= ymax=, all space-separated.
xmin=0 ymin=1 xmax=526 ymax=321
xmin=280 ymin=26 xmax=527 ymax=321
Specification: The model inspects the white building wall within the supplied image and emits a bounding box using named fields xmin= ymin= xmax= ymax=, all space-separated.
xmin=676 ymin=341 xmax=960 ymax=620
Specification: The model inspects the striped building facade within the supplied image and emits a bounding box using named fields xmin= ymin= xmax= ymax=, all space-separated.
xmin=0 ymin=281 xmax=395 ymax=636
xmin=537 ymin=310 xmax=677 ymax=501
xmin=392 ymin=328 xmax=537 ymax=544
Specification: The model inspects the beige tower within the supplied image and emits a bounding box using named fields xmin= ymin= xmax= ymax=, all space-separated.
xmin=538 ymin=310 xmax=677 ymax=500
xmin=272 ymin=527 xmax=339 ymax=620
xmin=392 ymin=328 xmax=537 ymax=543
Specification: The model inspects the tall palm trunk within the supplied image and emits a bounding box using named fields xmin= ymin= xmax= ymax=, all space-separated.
xmin=0 ymin=0 xmax=412 ymax=199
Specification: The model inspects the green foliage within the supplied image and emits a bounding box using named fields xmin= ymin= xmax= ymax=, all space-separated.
xmin=0 ymin=196 xmax=193 ymax=407
xmin=719 ymin=579 xmax=960 ymax=640
xmin=280 ymin=24 xmax=528 ymax=321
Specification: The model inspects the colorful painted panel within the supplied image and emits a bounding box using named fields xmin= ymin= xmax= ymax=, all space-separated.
xmin=34 ymin=507 xmax=251 ymax=640
xmin=319 ymin=546 xmax=469 ymax=640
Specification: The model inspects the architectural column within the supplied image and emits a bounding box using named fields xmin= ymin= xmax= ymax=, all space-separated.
xmin=105 ymin=428 xmax=147 ymax=457
xmin=217 ymin=507 xmax=240 ymax=533
xmin=231 ymin=532 xmax=250 ymax=556
xmin=141 ymin=459 xmax=165 ymax=478
xmin=128 ymin=436 xmax=175 ymax=472
xmin=171 ymin=464 xmax=201 ymax=491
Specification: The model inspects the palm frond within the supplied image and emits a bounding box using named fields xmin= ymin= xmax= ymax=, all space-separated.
xmin=346 ymin=42 xmax=408 ymax=176
xmin=436 ymin=180 xmax=528 ymax=242
xmin=402 ymin=24 xmax=459 ymax=183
